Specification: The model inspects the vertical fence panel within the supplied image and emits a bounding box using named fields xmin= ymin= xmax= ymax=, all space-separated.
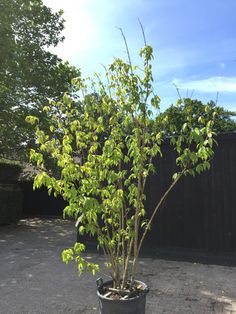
xmin=145 ymin=133 xmax=236 ymax=253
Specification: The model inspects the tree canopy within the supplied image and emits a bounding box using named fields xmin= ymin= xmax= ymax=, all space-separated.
xmin=156 ymin=99 xmax=236 ymax=136
xmin=0 ymin=0 xmax=80 ymax=160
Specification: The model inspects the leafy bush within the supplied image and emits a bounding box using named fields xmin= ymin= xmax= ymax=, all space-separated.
xmin=27 ymin=40 xmax=217 ymax=292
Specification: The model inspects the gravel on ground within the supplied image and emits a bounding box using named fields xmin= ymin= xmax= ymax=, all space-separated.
xmin=0 ymin=218 xmax=236 ymax=314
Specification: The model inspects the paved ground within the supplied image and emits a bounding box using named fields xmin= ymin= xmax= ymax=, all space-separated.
xmin=0 ymin=218 xmax=236 ymax=314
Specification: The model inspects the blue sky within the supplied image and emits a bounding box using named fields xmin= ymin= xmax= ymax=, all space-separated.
xmin=43 ymin=0 xmax=236 ymax=112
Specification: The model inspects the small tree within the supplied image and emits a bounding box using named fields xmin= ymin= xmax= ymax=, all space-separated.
xmin=27 ymin=39 xmax=217 ymax=294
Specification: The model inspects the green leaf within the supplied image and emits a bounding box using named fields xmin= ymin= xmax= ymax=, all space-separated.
xmin=172 ymin=173 xmax=178 ymax=180
xmin=25 ymin=116 xmax=39 ymax=125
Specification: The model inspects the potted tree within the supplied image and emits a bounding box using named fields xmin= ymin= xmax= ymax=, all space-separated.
xmin=26 ymin=35 xmax=217 ymax=313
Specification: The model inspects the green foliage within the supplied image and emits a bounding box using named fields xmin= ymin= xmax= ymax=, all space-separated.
xmin=0 ymin=158 xmax=22 ymax=166
xmin=156 ymin=99 xmax=236 ymax=135
xmin=62 ymin=243 xmax=99 ymax=276
xmin=0 ymin=0 xmax=80 ymax=160
xmin=27 ymin=42 xmax=217 ymax=290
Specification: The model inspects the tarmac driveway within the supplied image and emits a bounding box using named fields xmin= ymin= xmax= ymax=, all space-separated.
xmin=0 ymin=218 xmax=236 ymax=314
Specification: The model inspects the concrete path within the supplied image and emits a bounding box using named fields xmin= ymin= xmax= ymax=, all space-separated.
xmin=0 ymin=218 xmax=236 ymax=314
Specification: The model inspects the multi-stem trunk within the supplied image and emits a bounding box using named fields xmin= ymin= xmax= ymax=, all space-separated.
xmin=131 ymin=172 xmax=142 ymax=284
xmin=121 ymin=237 xmax=133 ymax=289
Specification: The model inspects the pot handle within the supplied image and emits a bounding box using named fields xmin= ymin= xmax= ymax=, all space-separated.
xmin=96 ymin=277 xmax=103 ymax=289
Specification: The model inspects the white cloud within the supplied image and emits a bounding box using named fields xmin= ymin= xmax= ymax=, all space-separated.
xmin=218 ymin=62 xmax=226 ymax=69
xmin=172 ymin=77 xmax=236 ymax=93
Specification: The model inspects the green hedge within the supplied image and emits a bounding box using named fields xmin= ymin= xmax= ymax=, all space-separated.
xmin=0 ymin=184 xmax=23 ymax=224
xmin=0 ymin=159 xmax=22 ymax=183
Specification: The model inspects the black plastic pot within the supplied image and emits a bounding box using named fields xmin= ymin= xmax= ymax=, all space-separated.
xmin=96 ymin=278 xmax=149 ymax=314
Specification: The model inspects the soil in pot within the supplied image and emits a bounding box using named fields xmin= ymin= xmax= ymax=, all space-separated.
xmin=97 ymin=279 xmax=149 ymax=314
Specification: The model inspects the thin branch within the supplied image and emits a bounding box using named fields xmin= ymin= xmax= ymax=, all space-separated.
xmin=121 ymin=237 xmax=134 ymax=289
xmin=173 ymin=83 xmax=183 ymax=102
xmin=137 ymin=171 xmax=184 ymax=256
xmin=190 ymin=89 xmax=195 ymax=99
xmin=100 ymin=63 xmax=112 ymax=98
xmin=138 ymin=18 xmax=147 ymax=46
xmin=94 ymin=72 xmax=107 ymax=95
xmin=97 ymin=269 xmax=112 ymax=279
xmin=215 ymin=91 xmax=219 ymax=106
xmin=117 ymin=27 xmax=133 ymax=75
xmin=186 ymin=89 xmax=189 ymax=98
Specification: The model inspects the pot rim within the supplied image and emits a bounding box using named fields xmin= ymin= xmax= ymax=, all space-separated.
xmin=97 ymin=279 xmax=149 ymax=302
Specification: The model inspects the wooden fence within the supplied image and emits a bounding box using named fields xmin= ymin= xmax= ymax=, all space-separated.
xmin=21 ymin=132 xmax=236 ymax=253
xmin=145 ymin=132 xmax=236 ymax=252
